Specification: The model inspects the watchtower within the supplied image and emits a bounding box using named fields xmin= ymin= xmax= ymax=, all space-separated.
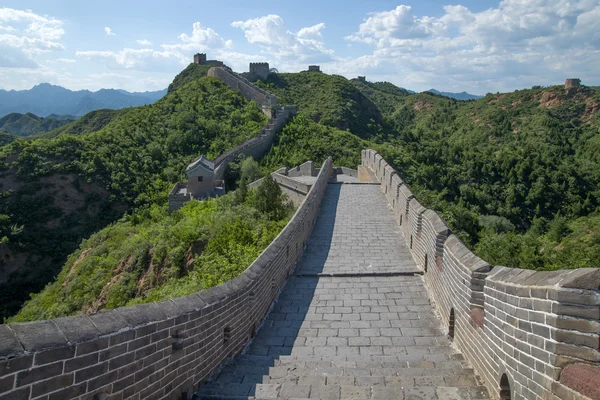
xmin=249 ymin=62 xmax=270 ymax=81
xmin=308 ymin=65 xmax=321 ymax=73
xmin=194 ymin=53 xmax=207 ymax=65
xmin=565 ymin=78 xmax=581 ymax=89
xmin=358 ymin=76 xmax=366 ymax=82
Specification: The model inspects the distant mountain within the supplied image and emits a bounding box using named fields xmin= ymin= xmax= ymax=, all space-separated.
xmin=426 ymin=89 xmax=483 ymax=101
xmin=0 ymin=84 xmax=167 ymax=118
xmin=0 ymin=112 xmax=74 ymax=137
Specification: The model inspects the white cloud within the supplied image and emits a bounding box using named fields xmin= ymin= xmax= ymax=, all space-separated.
xmin=232 ymin=15 xmax=333 ymax=62
xmin=297 ymin=23 xmax=325 ymax=41
xmin=76 ymin=48 xmax=184 ymax=71
xmin=173 ymin=22 xmax=232 ymax=50
xmin=0 ymin=8 xmax=65 ymax=69
xmin=341 ymin=1 xmax=600 ymax=93
xmin=49 ymin=57 xmax=76 ymax=63
xmin=104 ymin=27 xmax=115 ymax=36
xmin=89 ymin=72 xmax=130 ymax=79
xmin=79 ymin=22 xmax=237 ymax=73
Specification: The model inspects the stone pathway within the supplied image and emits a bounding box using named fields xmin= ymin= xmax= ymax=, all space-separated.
xmin=196 ymin=184 xmax=489 ymax=400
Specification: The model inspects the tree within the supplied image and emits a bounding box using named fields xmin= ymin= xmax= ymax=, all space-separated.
xmin=251 ymin=174 xmax=289 ymax=220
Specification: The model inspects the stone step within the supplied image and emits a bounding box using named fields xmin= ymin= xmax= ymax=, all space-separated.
xmin=227 ymin=356 xmax=469 ymax=372
xmin=196 ymin=381 xmax=491 ymax=399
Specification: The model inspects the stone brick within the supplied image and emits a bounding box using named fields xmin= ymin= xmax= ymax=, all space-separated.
xmin=0 ymin=375 xmax=13 ymax=393
xmin=88 ymin=370 xmax=118 ymax=391
xmin=0 ymin=355 xmax=32 ymax=376
xmin=64 ymin=352 xmax=99 ymax=373
xmin=76 ymin=337 xmax=109 ymax=356
xmin=34 ymin=345 xmax=75 ymax=366
xmin=553 ymin=303 xmax=600 ymax=320
xmin=75 ymin=361 xmax=108 ymax=383
xmin=31 ymin=373 xmax=74 ymax=397
xmin=0 ymin=386 xmax=29 ymax=400
xmin=47 ymin=382 xmax=86 ymax=400
xmin=16 ymin=361 xmax=63 ymax=386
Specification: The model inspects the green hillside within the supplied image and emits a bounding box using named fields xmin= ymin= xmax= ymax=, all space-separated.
xmin=254 ymin=72 xmax=384 ymax=139
xmin=39 ymin=109 xmax=120 ymax=139
xmin=5 ymin=66 xmax=600 ymax=322
xmin=0 ymin=112 xmax=73 ymax=136
xmin=0 ymin=75 xmax=266 ymax=320
xmin=11 ymin=171 xmax=291 ymax=322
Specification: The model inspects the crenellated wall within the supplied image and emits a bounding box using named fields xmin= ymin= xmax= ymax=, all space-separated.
xmin=212 ymin=105 xmax=296 ymax=181
xmin=207 ymin=66 xmax=276 ymax=108
xmin=0 ymin=158 xmax=333 ymax=400
xmin=169 ymin=66 xmax=296 ymax=211
xmin=362 ymin=149 xmax=600 ymax=400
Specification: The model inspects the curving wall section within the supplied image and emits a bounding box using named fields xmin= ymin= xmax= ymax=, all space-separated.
xmin=0 ymin=158 xmax=333 ymax=400
xmin=362 ymin=149 xmax=600 ymax=400
xmin=213 ymin=105 xmax=295 ymax=181
xmin=207 ymin=67 xmax=276 ymax=108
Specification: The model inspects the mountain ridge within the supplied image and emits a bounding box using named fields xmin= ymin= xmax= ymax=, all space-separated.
xmin=426 ymin=88 xmax=483 ymax=100
xmin=0 ymin=84 xmax=167 ymax=118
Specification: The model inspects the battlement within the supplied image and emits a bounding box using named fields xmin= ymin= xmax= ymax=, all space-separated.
xmin=362 ymin=149 xmax=600 ymax=400
xmin=307 ymin=65 xmax=321 ymax=73
xmin=357 ymin=76 xmax=366 ymax=82
xmin=193 ymin=53 xmax=223 ymax=67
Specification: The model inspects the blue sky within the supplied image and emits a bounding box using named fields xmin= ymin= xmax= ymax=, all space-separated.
xmin=1 ymin=1 xmax=599 ymax=94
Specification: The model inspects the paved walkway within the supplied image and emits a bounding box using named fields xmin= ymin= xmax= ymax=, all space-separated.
xmin=196 ymin=184 xmax=489 ymax=400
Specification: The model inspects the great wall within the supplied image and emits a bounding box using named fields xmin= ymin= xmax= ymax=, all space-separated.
xmin=0 ymin=60 xmax=598 ymax=400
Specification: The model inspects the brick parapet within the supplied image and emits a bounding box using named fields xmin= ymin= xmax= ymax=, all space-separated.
xmin=0 ymin=158 xmax=333 ymax=400
xmin=362 ymin=148 xmax=599 ymax=400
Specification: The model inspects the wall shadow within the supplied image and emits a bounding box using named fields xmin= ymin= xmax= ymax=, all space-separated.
xmin=195 ymin=184 xmax=340 ymax=399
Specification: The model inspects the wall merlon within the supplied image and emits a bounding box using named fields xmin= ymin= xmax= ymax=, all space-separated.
xmin=9 ymin=321 xmax=68 ymax=353
xmin=53 ymin=316 xmax=101 ymax=344
xmin=422 ymin=209 xmax=451 ymax=236
xmin=0 ymin=326 xmax=23 ymax=359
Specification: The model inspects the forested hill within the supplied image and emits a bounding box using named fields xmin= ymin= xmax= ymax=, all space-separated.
xmin=0 ymin=75 xmax=266 ymax=320
xmin=4 ymin=65 xmax=600 ymax=322
xmin=251 ymin=72 xmax=600 ymax=271
xmin=0 ymin=112 xmax=74 ymax=136
xmin=254 ymin=72 xmax=384 ymax=139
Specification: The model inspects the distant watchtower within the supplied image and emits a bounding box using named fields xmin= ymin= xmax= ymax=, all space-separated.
xmin=565 ymin=78 xmax=581 ymax=89
xmin=194 ymin=53 xmax=207 ymax=65
xmin=308 ymin=65 xmax=321 ymax=73
xmin=249 ymin=62 xmax=270 ymax=81
xmin=358 ymin=76 xmax=366 ymax=82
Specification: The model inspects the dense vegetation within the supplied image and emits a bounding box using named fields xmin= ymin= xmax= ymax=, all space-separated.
xmin=0 ymin=75 xmax=266 ymax=320
xmin=361 ymin=84 xmax=600 ymax=270
xmin=11 ymin=166 xmax=292 ymax=322
xmin=4 ymin=62 xmax=600 ymax=321
xmin=0 ymin=112 xmax=73 ymax=136
xmin=40 ymin=109 xmax=120 ymax=139
xmin=262 ymin=116 xmax=366 ymax=170
xmin=255 ymin=72 xmax=384 ymax=139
